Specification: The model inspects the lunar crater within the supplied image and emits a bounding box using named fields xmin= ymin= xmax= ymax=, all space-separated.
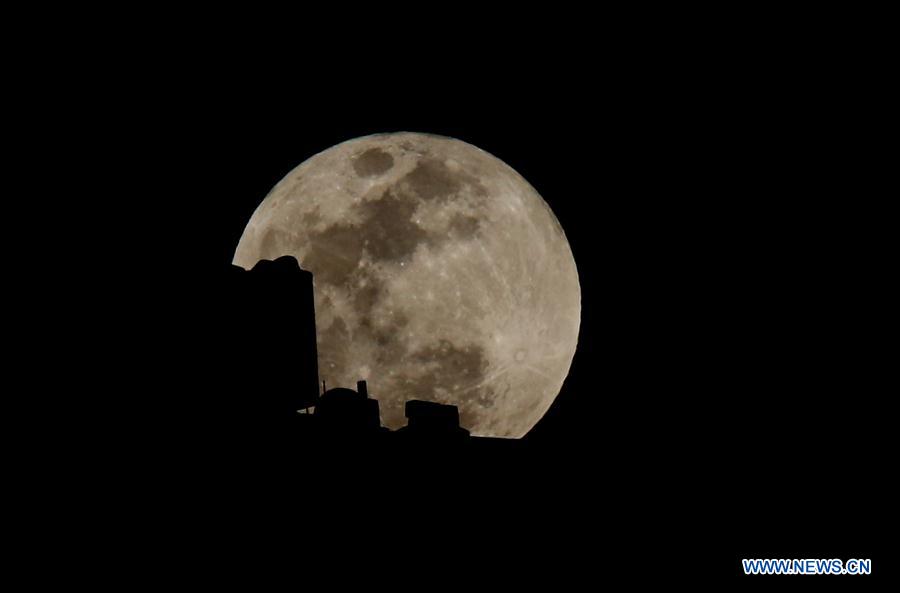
xmin=352 ymin=147 xmax=394 ymax=177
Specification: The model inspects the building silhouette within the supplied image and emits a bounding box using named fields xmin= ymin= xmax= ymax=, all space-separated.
xmin=221 ymin=255 xmax=521 ymax=449
xmin=315 ymin=380 xmax=384 ymax=434
xmin=233 ymin=255 xmax=319 ymax=415
xmin=397 ymin=400 xmax=470 ymax=441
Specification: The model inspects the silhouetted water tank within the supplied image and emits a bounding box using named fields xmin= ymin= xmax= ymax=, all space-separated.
xmin=315 ymin=384 xmax=381 ymax=432
xmin=398 ymin=400 xmax=470 ymax=440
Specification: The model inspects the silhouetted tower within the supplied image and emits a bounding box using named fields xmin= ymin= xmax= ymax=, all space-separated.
xmin=227 ymin=255 xmax=320 ymax=418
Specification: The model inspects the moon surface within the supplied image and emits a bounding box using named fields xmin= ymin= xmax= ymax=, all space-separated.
xmin=234 ymin=133 xmax=579 ymax=438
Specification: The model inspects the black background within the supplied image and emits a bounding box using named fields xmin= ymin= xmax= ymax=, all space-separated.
xmin=87 ymin=7 xmax=892 ymax=587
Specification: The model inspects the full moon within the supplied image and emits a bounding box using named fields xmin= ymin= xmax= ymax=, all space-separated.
xmin=234 ymin=133 xmax=579 ymax=438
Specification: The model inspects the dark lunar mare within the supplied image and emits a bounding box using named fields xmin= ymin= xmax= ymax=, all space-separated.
xmin=298 ymin=156 xmax=492 ymax=429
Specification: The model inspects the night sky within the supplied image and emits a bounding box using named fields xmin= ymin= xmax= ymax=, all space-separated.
xmin=102 ymin=9 xmax=889 ymax=584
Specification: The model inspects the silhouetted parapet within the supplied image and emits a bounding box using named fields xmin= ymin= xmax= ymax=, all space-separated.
xmin=396 ymin=400 xmax=470 ymax=441
xmin=315 ymin=380 xmax=383 ymax=434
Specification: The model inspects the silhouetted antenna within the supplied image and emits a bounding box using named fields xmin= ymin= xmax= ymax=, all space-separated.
xmin=322 ymin=380 xmax=326 ymax=395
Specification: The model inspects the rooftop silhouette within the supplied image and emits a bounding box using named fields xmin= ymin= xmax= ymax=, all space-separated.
xmin=218 ymin=255 xmax=515 ymax=449
xmin=397 ymin=400 xmax=470 ymax=442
